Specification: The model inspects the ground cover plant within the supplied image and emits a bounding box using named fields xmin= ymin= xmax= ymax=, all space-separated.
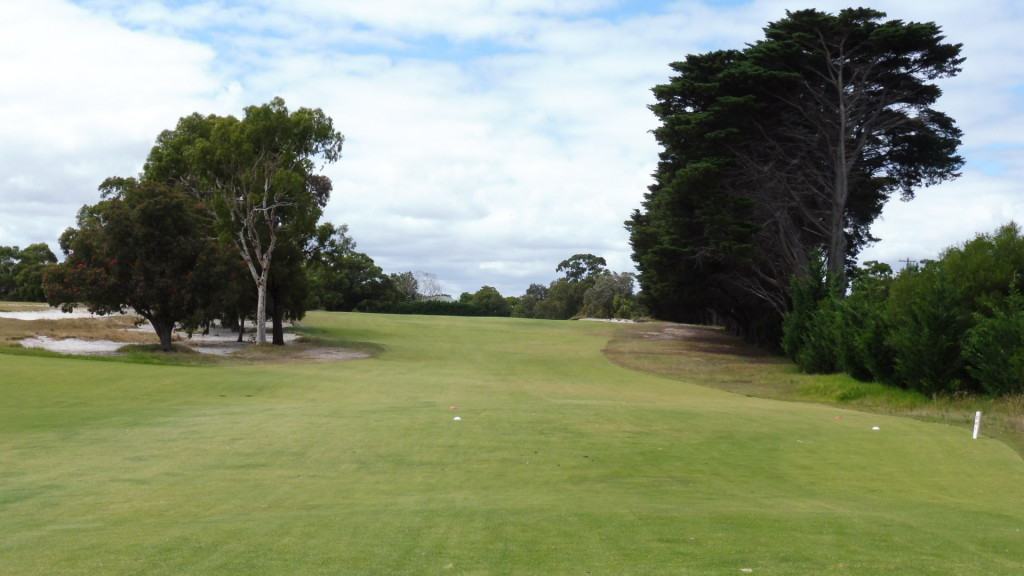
xmin=2 ymin=312 xmax=1024 ymax=575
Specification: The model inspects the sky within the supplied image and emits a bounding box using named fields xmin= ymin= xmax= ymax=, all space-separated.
xmin=2 ymin=0 xmax=1023 ymax=298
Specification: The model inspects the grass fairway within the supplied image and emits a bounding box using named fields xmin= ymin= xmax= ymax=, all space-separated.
xmin=2 ymin=312 xmax=1023 ymax=575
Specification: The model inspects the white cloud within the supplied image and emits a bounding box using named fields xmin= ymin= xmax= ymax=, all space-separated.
xmin=2 ymin=0 xmax=1023 ymax=298
xmin=0 ymin=0 xmax=227 ymax=245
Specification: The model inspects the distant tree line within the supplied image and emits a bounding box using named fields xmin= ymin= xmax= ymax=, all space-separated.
xmin=510 ymin=254 xmax=644 ymax=320
xmin=0 ymin=244 xmax=57 ymax=301
xmin=304 ymin=224 xmax=419 ymax=313
xmin=785 ymin=223 xmax=1024 ymax=396
xmin=352 ymin=253 xmax=646 ymax=321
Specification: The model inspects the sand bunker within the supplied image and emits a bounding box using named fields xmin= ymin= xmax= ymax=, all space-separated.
xmin=19 ymin=335 xmax=128 ymax=356
xmin=16 ymin=327 xmax=299 ymax=356
xmin=183 ymin=328 xmax=300 ymax=355
xmin=5 ymin=308 xmax=366 ymax=360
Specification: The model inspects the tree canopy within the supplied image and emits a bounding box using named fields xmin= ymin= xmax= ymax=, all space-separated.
xmin=44 ymin=179 xmax=228 ymax=351
xmin=557 ymin=254 xmax=607 ymax=283
xmin=143 ymin=97 xmax=344 ymax=344
xmin=0 ymin=243 xmax=56 ymax=301
xmin=305 ymin=223 xmax=403 ymax=312
xmin=511 ymin=254 xmax=643 ymax=320
xmin=627 ymin=8 xmax=963 ymax=344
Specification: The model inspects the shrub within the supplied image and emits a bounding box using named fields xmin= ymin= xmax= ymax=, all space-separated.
xmin=962 ymin=289 xmax=1024 ymax=395
xmin=782 ymin=252 xmax=842 ymax=373
xmin=784 ymin=223 xmax=1024 ymax=397
xmin=838 ymin=262 xmax=896 ymax=382
xmin=885 ymin=262 xmax=972 ymax=394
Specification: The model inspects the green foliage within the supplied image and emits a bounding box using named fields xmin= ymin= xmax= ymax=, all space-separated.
xmin=0 ymin=246 xmax=17 ymax=298
xmin=305 ymin=223 xmax=401 ymax=312
xmin=43 ymin=180 xmax=228 ymax=350
xmin=512 ymin=257 xmax=643 ymax=321
xmin=789 ymin=223 xmax=1024 ymax=396
xmin=785 ymin=259 xmax=898 ymax=380
xmin=630 ymin=8 xmax=963 ymax=343
xmin=883 ymin=224 xmax=1024 ymax=394
xmin=611 ymin=293 xmax=644 ymax=320
xmin=885 ymin=261 xmax=970 ymax=394
xmin=537 ymin=254 xmax=607 ymax=319
xmin=556 ymin=253 xmax=607 ymax=282
xmin=0 ymin=243 xmax=57 ymax=301
xmin=782 ymin=253 xmax=843 ymax=374
xmin=266 ymin=241 xmax=310 ymax=345
xmin=942 ymin=221 xmax=1024 ymax=315
xmin=14 ymin=244 xmax=58 ymax=301
xmin=388 ymin=271 xmax=419 ymax=303
xmin=372 ymin=286 xmax=513 ymax=318
xmin=580 ymin=271 xmax=638 ymax=319
xmin=531 ymin=278 xmax=579 ymax=319
xmin=376 ymin=299 xmax=487 ymax=317
xmin=467 ymin=285 xmax=511 ymax=316
xmin=205 ymin=246 xmax=256 ymax=338
xmin=510 ymin=283 xmax=546 ymax=318
xmin=143 ymin=97 xmax=344 ymax=344
xmin=837 ymin=262 xmax=896 ymax=382
xmin=963 ymin=289 xmax=1024 ymax=396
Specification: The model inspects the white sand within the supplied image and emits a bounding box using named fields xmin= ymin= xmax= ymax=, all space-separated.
xmin=0 ymin=309 xmax=100 ymax=320
xmin=19 ymin=335 xmax=127 ymax=355
xmin=5 ymin=308 xmax=366 ymax=359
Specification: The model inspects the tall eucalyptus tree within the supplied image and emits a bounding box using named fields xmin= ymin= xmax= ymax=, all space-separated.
xmin=145 ymin=97 xmax=344 ymax=344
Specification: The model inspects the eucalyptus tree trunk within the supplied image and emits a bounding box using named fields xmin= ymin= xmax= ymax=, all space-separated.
xmin=255 ymin=268 xmax=269 ymax=345
xmin=236 ymin=224 xmax=275 ymax=345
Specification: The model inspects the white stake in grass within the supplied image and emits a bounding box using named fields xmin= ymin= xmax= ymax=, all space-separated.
xmin=973 ymin=411 xmax=982 ymax=439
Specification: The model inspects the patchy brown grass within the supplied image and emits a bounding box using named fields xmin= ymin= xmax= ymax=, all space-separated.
xmin=0 ymin=302 xmax=51 ymax=312
xmin=0 ymin=314 xmax=151 ymax=344
xmin=606 ymin=321 xmax=1024 ymax=458
xmin=604 ymin=322 xmax=803 ymax=399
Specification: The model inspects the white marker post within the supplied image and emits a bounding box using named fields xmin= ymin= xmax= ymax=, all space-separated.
xmin=973 ymin=411 xmax=982 ymax=439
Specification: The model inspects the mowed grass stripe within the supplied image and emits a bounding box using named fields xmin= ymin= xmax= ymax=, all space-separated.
xmin=2 ymin=312 xmax=1023 ymax=575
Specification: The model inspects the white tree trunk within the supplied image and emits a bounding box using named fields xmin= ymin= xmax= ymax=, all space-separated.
xmin=236 ymin=220 xmax=275 ymax=346
xmin=255 ymin=269 xmax=268 ymax=345
xmin=251 ymin=243 xmax=275 ymax=345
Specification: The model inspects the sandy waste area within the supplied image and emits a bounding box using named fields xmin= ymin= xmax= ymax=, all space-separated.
xmin=2 ymin=308 xmax=366 ymax=360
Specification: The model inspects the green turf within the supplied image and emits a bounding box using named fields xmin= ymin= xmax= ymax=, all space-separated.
xmin=2 ymin=312 xmax=1023 ymax=575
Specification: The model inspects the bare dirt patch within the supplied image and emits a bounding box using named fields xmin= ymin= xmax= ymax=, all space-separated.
xmin=624 ymin=322 xmax=777 ymax=360
xmin=603 ymin=321 xmax=795 ymax=399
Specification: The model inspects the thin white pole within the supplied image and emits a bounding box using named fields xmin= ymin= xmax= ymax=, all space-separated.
xmin=973 ymin=411 xmax=982 ymax=439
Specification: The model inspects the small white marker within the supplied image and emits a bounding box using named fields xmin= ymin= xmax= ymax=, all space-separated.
xmin=453 ymin=416 xmax=462 ymax=421
xmin=973 ymin=411 xmax=982 ymax=439
xmin=871 ymin=426 xmax=880 ymax=431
